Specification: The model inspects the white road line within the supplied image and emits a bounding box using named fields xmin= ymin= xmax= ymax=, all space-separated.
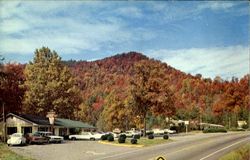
xmin=199 ymin=138 xmax=250 ymax=160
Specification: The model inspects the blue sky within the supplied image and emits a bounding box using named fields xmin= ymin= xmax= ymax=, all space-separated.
xmin=0 ymin=1 xmax=249 ymax=79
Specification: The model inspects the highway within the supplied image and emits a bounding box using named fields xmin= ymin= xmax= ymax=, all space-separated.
xmin=96 ymin=132 xmax=250 ymax=160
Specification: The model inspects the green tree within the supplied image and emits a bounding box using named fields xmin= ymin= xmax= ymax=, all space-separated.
xmin=130 ymin=60 xmax=175 ymax=136
xmin=23 ymin=47 xmax=81 ymax=118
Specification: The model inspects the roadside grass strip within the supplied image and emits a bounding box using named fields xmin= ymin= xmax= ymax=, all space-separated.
xmin=99 ymin=140 xmax=144 ymax=148
xmin=99 ymin=138 xmax=172 ymax=148
xmin=0 ymin=143 xmax=34 ymax=160
xmin=219 ymin=143 xmax=250 ymax=160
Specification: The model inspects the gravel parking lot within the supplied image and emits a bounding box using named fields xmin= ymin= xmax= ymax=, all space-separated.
xmin=9 ymin=140 xmax=135 ymax=160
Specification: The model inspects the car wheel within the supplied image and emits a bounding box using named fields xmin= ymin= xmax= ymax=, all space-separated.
xmin=90 ymin=138 xmax=95 ymax=141
xmin=72 ymin=137 xmax=76 ymax=141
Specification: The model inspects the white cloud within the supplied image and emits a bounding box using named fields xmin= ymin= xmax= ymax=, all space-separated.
xmin=115 ymin=6 xmax=143 ymax=18
xmin=0 ymin=1 xmax=158 ymax=57
xmin=146 ymin=45 xmax=249 ymax=79
xmin=197 ymin=2 xmax=235 ymax=11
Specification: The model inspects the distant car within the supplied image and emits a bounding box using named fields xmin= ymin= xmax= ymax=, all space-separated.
xmin=69 ymin=132 xmax=102 ymax=140
xmin=164 ymin=129 xmax=176 ymax=134
xmin=7 ymin=133 xmax=26 ymax=146
xmin=140 ymin=129 xmax=154 ymax=136
xmin=153 ymin=129 xmax=165 ymax=135
xmin=25 ymin=133 xmax=49 ymax=144
xmin=124 ymin=131 xmax=141 ymax=138
xmin=36 ymin=131 xmax=64 ymax=143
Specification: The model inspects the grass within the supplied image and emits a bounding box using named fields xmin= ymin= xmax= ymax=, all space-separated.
xmin=104 ymin=137 xmax=172 ymax=147
xmin=0 ymin=143 xmax=34 ymax=160
xmin=219 ymin=143 xmax=250 ymax=160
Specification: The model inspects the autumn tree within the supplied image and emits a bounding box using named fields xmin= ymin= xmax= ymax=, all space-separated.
xmin=0 ymin=63 xmax=25 ymax=114
xmin=23 ymin=47 xmax=81 ymax=118
xmin=130 ymin=60 xmax=175 ymax=136
xmin=98 ymin=90 xmax=135 ymax=131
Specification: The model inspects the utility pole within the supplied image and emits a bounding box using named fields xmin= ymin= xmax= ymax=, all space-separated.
xmin=2 ymin=102 xmax=6 ymax=143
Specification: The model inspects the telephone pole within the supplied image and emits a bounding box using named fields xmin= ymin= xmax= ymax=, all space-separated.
xmin=2 ymin=102 xmax=6 ymax=143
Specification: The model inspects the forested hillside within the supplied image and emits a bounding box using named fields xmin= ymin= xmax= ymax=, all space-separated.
xmin=0 ymin=51 xmax=249 ymax=131
xmin=67 ymin=52 xmax=249 ymax=130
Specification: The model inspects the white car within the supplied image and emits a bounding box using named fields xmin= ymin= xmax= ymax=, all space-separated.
xmin=7 ymin=133 xmax=26 ymax=146
xmin=152 ymin=129 xmax=165 ymax=135
xmin=124 ymin=131 xmax=141 ymax=137
xmin=69 ymin=132 xmax=102 ymax=140
xmin=36 ymin=131 xmax=64 ymax=143
xmin=164 ymin=129 xmax=176 ymax=134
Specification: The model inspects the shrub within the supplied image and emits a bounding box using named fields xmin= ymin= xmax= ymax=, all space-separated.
xmin=133 ymin=134 xmax=140 ymax=139
xmin=203 ymin=128 xmax=227 ymax=133
xmin=146 ymin=131 xmax=154 ymax=136
xmin=163 ymin=134 xmax=169 ymax=140
xmin=101 ymin=134 xmax=108 ymax=140
xmin=119 ymin=134 xmax=127 ymax=139
xmin=107 ymin=135 xmax=114 ymax=141
xmin=148 ymin=134 xmax=154 ymax=139
xmin=131 ymin=138 xmax=137 ymax=144
xmin=118 ymin=137 xmax=126 ymax=143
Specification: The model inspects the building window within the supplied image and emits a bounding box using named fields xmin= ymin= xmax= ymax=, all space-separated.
xmin=21 ymin=127 xmax=32 ymax=135
xmin=7 ymin=127 xmax=17 ymax=135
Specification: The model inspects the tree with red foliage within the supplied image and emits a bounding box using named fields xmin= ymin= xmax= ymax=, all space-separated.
xmin=130 ymin=60 xmax=175 ymax=136
xmin=0 ymin=63 xmax=25 ymax=114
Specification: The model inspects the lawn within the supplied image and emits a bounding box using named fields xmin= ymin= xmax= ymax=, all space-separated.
xmin=103 ymin=137 xmax=172 ymax=147
xmin=0 ymin=143 xmax=34 ymax=160
xmin=219 ymin=143 xmax=250 ymax=160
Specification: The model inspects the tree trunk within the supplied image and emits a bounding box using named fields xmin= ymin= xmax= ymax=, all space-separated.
xmin=143 ymin=112 xmax=147 ymax=137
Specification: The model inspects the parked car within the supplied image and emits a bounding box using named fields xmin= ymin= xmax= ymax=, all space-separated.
xmin=36 ymin=131 xmax=64 ymax=143
xmin=124 ymin=131 xmax=141 ymax=138
xmin=164 ymin=129 xmax=176 ymax=134
xmin=25 ymin=133 xmax=49 ymax=144
xmin=140 ymin=129 xmax=154 ymax=136
xmin=153 ymin=128 xmax=165 ymax=135
xmin=69 ymin=132 xmax=102 ymax=140
xmin=7 ymin=133 xmax=26 ymax=146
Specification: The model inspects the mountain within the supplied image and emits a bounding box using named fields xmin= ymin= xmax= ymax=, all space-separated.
xmin=67 ymin=52 xmax=249 ymax=130
xmin=2 ymin=51 xmax=248 ymax=131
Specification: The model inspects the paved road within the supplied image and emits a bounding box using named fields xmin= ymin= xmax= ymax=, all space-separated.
xmin=10 ymin=132 xmax=250 ymax=160
xmin=96 ymin=132 xmax=250 ymax=160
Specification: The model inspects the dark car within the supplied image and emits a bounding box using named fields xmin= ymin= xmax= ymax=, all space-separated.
xmin=25 ymin=133 xmax=49 ymax=144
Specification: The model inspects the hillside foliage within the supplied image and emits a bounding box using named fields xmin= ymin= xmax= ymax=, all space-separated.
xmin=0 ymin=50 xmax=249 ymax=131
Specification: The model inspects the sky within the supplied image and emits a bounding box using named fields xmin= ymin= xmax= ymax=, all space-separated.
xmin=0 ymin=1 xmax=249 ymax=79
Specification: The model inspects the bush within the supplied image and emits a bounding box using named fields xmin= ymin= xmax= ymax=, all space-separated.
xmin=148 ymin=134 xmax=154 ymax=139
xmin=146 ymin=131 xmax=154 ymax=136
xmin=203 ymin=128 xmax=227 ymax=133
xmin=163 ymin=134 xmax=169 ymax=140
xmin=107 ymin=135 xmax=114 ymax=141
xmin=133 ymin=134 xmax=140 ymax=139
xmin=119 ymin=134 xmax=127 ymax=139
xmin=131 ymin=138 xmax=137 ymax=144
xmin=118 ymin=137 xmax=126 ymax=143
xmin=101 ymin=134 xmax=108 ymax=140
